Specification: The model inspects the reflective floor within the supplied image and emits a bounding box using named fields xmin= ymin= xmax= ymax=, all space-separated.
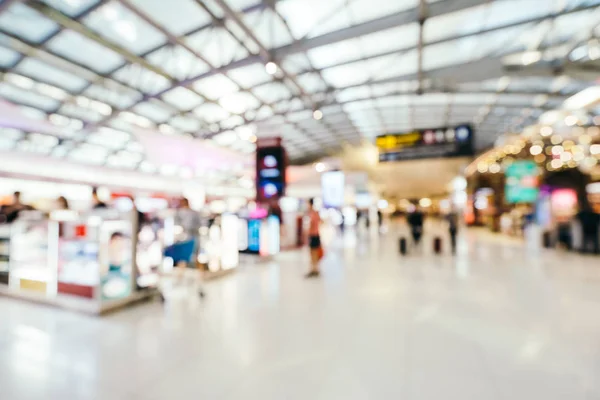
xmin=1 ymin=226 xmax=600 ymax=399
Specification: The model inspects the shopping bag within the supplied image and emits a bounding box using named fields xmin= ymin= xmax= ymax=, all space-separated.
xmin=317 ymin=246 xmax=324 ymax=260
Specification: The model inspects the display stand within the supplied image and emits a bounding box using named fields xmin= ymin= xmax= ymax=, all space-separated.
xmin=0 ymin=210 xmax=157 ymax=315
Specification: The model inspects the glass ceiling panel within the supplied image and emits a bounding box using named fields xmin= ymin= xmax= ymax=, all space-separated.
xmin=17 ymin=139 xmax=53 ymax=155
xmin=309 ymin=6 xmax=352 ymax=39
xmin=186 ymin=27 xmax=249 ymax=68
xmin=335 ymin=85 xmax=371 ymax=103
xmin=0 ymin=45 xmax=20 ymax=67
xmin=86 ymin=127 xmax=130 ymax=149
xmin=545 ymin=9 xmax=600 ymax=45
xmin=219 ymin=91 xmax=260 ymax=114
xmin=321 ymin=61 xmax=370 ymax=89
xmin=84 ymin=2 xmax=166 ymax=55
xmin=162 ymin=87 xmax=204 ymax=111
xmin=16 ymin=58 xmax=88 ymax=92
xmin=59 ymin=103 xmax=103 ymax=122
xmin=213 ymin=130 xmax=238 ymax=147
xmin=360 ymin=23 xmax=420 ymax=58
xmin=170 ymin=115 xmax=202 ymax=132
xmin=42 ymin=0 xmax=99 ymax=17
xmin=0 ymin=83 xmax=59 ymax=111
xmin=128 ymin=0 xmax=211 ymax=36
xmin=193 ymin=74 xmax=239 ymax=100
xmin=0 ymin=135 xmax=16 ymax=151
xmin=252 ymin=82 xmax=292 ymax=104
xmin=83 ymin=82 xmax=142 ymax=110
xmin=0 ymin=3 xmax=58 ymax=43
xmin=221 ymin=114 xmax=244 ymax=129
xmin=307 ymin=38 xmax=363 ymax=70
xmin=112 ymin=64 xmax=171 ymax=95
xmin=296 ymin=73 xmax=327 ymax=94
xmin=348 ymin=0 xmax=418 ymax=25
xmin=225 ymin=0 xmax=259 ymax=11
xmin=47 ymin=30 xmax=125 ymax=74
xmin=146 ymin=46 xmax=211 ymax=81
xmin=224 ymin=20 xmax=260 ymax=55
xmin=276 ymin=0 xmax=342 ymax=39
xmin=243 ymin=8 xmax=294 ymax=49
xmin=68 ymin=144 xmax=108 ymax=165
xmin=484 ymin=0 xmax=555 ymax=30
xmin=132 ymin=101 xmax=173 ymax=123
xmin=227 ymin=63 xmax=272 ymax=89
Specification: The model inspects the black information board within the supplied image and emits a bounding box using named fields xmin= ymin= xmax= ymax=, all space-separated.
xmin=376 ymin=124 xmax=474 ymax=162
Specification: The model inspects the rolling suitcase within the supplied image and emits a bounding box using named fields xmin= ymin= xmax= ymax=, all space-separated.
xmin=433 ymin=237 xmax=442 ymax=254
xmin=399 ymin=237 xmax=408 ymax=255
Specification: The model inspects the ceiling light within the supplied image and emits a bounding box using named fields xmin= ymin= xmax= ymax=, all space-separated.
xmin=315 ymin=162 xmax=326 ymax=173
xmin=551 ymin=145 xmax=564 ymax=155
xmin=579 ymin=134 xmax=592 ymax=145
xmin=489 ymin=163 xmax=501 ymax=174
xmin=530 ymin=145 xmax=543 ymax=156
xmin=419 ymin=198 xmax=432 ymax=208
xmin=249 ymin=134 xmax=257 ymax=143
xmin=265 ymin=61 xmax=278 ymax=75
xmin=565 ymin=115 xmax=579 ymax=126
xmin=313 ymin=109 xmax=323 ymax=120
xmin=551 ymin=159 xmax=563 ymax=169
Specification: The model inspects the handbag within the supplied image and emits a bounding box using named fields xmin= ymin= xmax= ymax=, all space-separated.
xmin=317 ymin=246 xmax=324 ymax=260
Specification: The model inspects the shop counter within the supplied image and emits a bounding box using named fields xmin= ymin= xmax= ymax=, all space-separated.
xmin=0 ymin=211 xmax=156 ymax=314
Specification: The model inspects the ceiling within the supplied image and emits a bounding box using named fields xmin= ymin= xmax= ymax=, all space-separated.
xmin=0 ymin=0 xmax=599 ymax=175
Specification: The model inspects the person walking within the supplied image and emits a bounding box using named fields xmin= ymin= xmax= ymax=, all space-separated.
xmin=446 ymin=210 xmax=459 ymax=254
xmin=407 ymin=206 xmax=425 ymax=249
xmin=306 ymin=198 xmax=321 ymax=278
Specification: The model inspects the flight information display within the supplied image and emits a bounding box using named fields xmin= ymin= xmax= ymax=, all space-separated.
xmin=376 ymin=124 xmax=474 ymax=162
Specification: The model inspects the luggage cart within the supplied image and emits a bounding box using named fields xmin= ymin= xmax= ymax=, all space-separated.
xmin=159 ymin=239 xmax=205 ymax=303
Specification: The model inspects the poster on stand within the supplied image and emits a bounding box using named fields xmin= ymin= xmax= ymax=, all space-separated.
xmin=100 ymin=221 xmax=133 ymax=301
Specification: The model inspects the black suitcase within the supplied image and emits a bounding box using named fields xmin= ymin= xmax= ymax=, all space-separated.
xmin=433 ymin=237 xmax=442 ymax=254
xmin=399 ymin=237 xmax=407 ymax=255
xmin=542 ymin=231 xmax=552 ymax=248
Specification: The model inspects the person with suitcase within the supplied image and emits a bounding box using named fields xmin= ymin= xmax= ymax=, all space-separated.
xmin=407 ymin=207 xmax=425 ymax=250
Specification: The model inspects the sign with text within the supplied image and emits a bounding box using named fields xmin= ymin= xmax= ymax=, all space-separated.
xmin=376 ymin=124 xmax=474 ymax=162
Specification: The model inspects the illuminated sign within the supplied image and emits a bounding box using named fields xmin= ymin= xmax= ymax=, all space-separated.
xmin=376 ymin=124 xmax=474 ymax=162
xmin=256 ymin=144 xmax=286 ymax=202
xmin=505 ymin=161 xmax=540 ymax=204
xmin=321 ymin=171 xmax=345 ymax=208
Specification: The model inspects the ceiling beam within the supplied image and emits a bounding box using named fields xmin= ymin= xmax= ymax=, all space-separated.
xmin=274 ymin=0 xmax=494 ymax=57
xmin=24 ymin=0 xmax=174 ymax=81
